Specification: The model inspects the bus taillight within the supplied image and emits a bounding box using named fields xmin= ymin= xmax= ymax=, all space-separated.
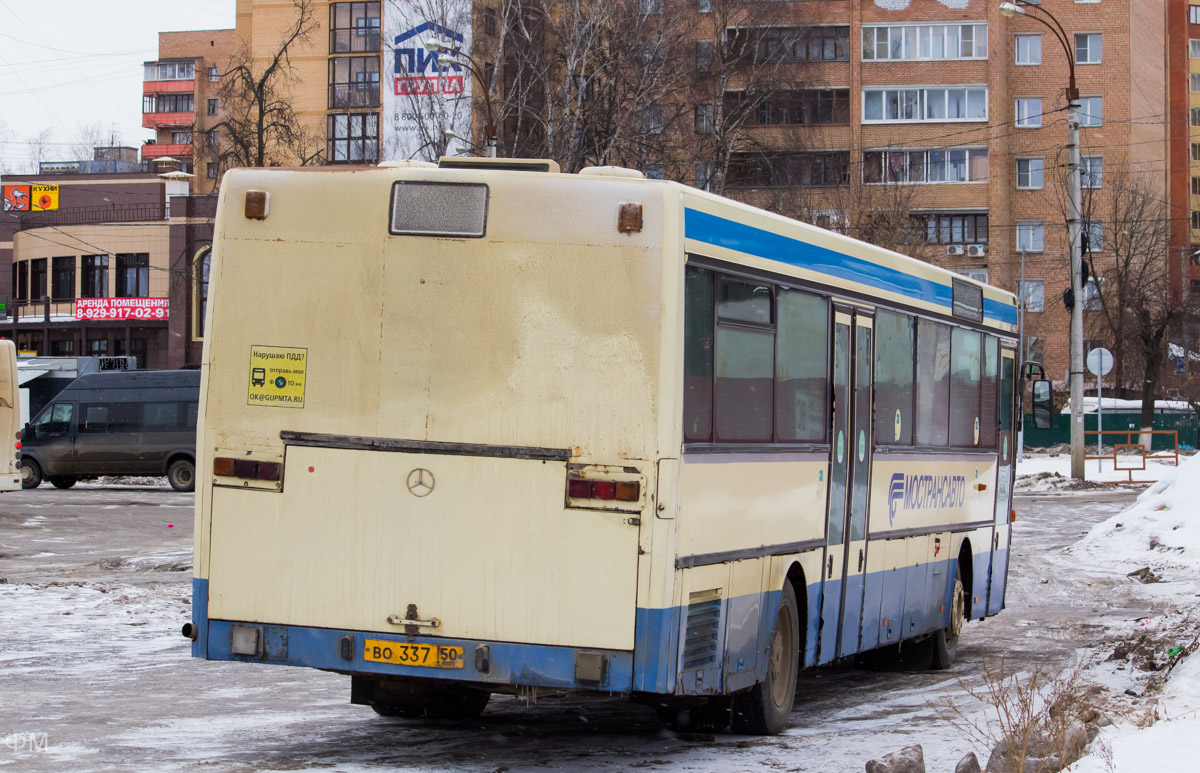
xmin=213 ymin=456 xmax=282 ymax=482
xmin=567 ymin=477 xmax=640 ymax=503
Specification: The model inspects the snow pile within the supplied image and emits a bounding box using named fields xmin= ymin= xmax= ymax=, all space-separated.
xmin=1016 ymin=452 xmax=1181 ymax=490
xmin=1066 ymin=454 xmax=1200 ymax=772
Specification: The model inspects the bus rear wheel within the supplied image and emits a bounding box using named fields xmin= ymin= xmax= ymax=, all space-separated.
xmin=20 ymin=459 xmax=42 ymax=489
xmin=167 ymin=459 xmax=195 ymax=492
xmin=932 ymin=575 xmax=966 ymax=670
xmin=731 ymin=582 xmax=798 ymax=735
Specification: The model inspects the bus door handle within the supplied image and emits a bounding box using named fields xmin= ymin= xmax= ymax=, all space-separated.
xmin=857 ymin=549 xmax=864 ymax=572
xmin=827 ymin=555 xmax=833 ymax=579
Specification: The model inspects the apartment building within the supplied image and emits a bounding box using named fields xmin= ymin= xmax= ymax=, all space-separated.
xmin=1171 ymin=1 xmax=1200 ymax=300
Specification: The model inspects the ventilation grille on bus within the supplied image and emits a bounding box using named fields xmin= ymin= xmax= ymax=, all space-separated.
xmin=683 ymin=590 xmax=722 ymax=670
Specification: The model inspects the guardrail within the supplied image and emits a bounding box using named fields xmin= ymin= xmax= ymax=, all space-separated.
xmin=1084 ymin=429 xmax=1179 ymax=483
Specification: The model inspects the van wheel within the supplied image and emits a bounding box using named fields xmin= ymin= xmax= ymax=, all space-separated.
xmin=932 ymin=575 xmax=966 ymax=670
xmin=168 ymin=459 xmax=195 ymax=492
xmin=731 ymin=582 xmax=799 ymax=735
xmin=20 ymin=459 xmax=42 ymax=489
xmin=49 ymin=477 xmax=77 ymax=489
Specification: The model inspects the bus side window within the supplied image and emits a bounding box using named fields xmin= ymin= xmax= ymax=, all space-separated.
xmin=775 ymin=289 xmax=828 ymax=442
xmin=715 ymin=279 xmax=774 ymax=441
xmin=915 ymin=320 xmax=951 ymax=446
xmin=979 ymin=336 xmax=999 ymax=447
xmin=949 ymin=328 xmax=981 ymax=447
xmin=683 ymin=267 xmax=714 ymax=442
xmin=874 ymin=310 xmax=914 ymax=445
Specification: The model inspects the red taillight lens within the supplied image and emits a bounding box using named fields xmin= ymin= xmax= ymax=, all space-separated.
xmin=568 ymin=479 xmax=591 ymax=498
xmin=256 ymin=462 xmax=282 ymax=482
xmin=213 ymin=456 xmax=281 ymax=482
xmin=14 ymin=441 xmax=20 ymax=450
xmin=591 ymin=481 xmax=617 ymax=500
xmin=233 ymin=459 xmax=258 ymax=479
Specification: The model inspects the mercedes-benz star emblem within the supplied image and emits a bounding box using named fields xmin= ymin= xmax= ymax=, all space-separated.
xmin=406 ymin=468 xmax=435 ymax=497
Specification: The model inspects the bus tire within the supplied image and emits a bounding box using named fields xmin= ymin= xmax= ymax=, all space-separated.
xmin=49 ymin=476 xmax=77 ymax=489
xmin=731 ymin=582 xmax=798 ymax=735
xmin=20 ymin=459 xmax=42 ymax=489
xmin=931 ymin=575 xmax=966 ymax=670
xmin=168 ymin=459 xmax=195 ymax=492
xmin=371 ymin=686 xmax=490 ymax=720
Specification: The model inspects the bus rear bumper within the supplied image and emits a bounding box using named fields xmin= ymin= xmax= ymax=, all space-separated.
xmin=192 ymin=594 xmax=635 ymax=692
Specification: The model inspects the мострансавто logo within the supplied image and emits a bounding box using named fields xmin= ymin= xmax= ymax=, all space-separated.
xmin=887 ymin=472 xmax=967 ymax=526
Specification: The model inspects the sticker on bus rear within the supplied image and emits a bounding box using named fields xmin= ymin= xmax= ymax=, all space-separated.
xmin=248 ymin=346 xmax=307 ymax=408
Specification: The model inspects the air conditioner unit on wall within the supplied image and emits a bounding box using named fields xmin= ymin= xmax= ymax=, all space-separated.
xmin=947 ymin=245 xmax=965 ymax=256
xmin=967 ymin=245 xmax=987 ymax=258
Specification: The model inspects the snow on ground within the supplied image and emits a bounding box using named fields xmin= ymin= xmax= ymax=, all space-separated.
xmin=1015 ymin=450 xmax=1185 ymax=491
xmin=1064 ymin=454 xmax=1200 ymax=772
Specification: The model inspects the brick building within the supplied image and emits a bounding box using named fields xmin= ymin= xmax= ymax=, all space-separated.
xmin=1169 ymin=1 xmax=1200 ymax=301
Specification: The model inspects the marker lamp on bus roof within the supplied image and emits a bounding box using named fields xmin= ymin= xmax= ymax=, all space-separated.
xmin=389 ymin=181 xmax=488 ymax=238
xmin=244 ymin=190 xmax=270 ymax=220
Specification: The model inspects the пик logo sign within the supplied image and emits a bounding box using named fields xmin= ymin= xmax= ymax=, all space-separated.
xmin=887 ymin=472 xmax=968 ymax=526
xmin=393 ymin=22 xmax=465 ymax=97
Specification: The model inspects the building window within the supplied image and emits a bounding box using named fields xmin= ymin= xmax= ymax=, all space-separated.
xmin=14 ymin=262 xmax=28 ymax=301
xmin=638 ymin=104 xmax=664 ymax=135
xmin=1193 ymin=211 xmax=1200 ymax=230
xmin=30 ymin=258 xmax=47 ymax=300
xmin=484 ymin=6 xmax=497 ymax=36
xmin=956 ymin=268 xmax=989 ymax=284
xmin=81 ymin=255 xmax=108 ymax=298
xmin=1192 ymin=74 xmax=1200 ymax=93
xmin=1192 ymin=6 xmax=1200 ymax=24
xmin=731 ymin=26 xmax=850 ymax=63
xmin=327 ymin=112 xmax=379 ymax=162
xmin=727 ymin=151 xmax=849 ymax=188
xmin=695 ymin=161 xmax=713 ymax=191
xmin=863 ymin=148 xmax=988 ymax=184
xmin=172 ymin=131 xmax=193 ymax=145
xmin=193 ymin=247 xmax=211 ymax=339
xmin=729 ymin=89 xmax=851 ymax=126
xmin=861 ymin=23 xmax=987 ymax=61
xmin=206 ymin=163 xmax=217 ymax=180
xmin=1081 ymin=156 xmax=1103 ymax=188
xmin=50 ymin=340 xmax=75 ymax=356
xmin=1016 ymin=158 xmax=1044 ymax=189
xmin=699 ymin=0 xmax=712 ymax=11
xmin=115 ymin=254 xmax=149 ymax=298
xmin=86 ymin=339 xmax=108 ymax=356
xmin=1192 ymin=40 xmax=1200 ymax=58
xmin=1015 ymin=98 xmax=1042 ymax=127
xmin=208 ymin=66 xmax=219 ymax=81
xmin=1075 ymin=33 xmax=1101 ymax=64
xmin=51 ymin=257 xmax=75 ymax=300
xmin=1079 ymin=96 xmax=1102 ymax=126
xmin=143 ymin=62 xmax=195 ymax=81
xmin=1192 ymin=108 xmax=1200 ymax=126
xmin=915 ymin=212 xmax=989 ymax=244
xmin=695 ymin=103 xmax=714 ymax=134
xmin=643 ymin=162 xmax=665 ymax=180
xmin=1193 ymin=142 xmax=1200 ymax=161
xmin=1083 ymin=277 xmax=1103 ymax=310
xmin=207 ymin=99 xmax=218 ymax=116
xmin=640 ymin=0 xmax=664 ymax=13
xmin=1020 ymin=280 xmax=1045 ymax=312
xmin=863 ymin=86 xmax=987 ymax=123
xmin=143 ymin=94 xmax=193 ymax=114
xmin=1015 ymin=34 xmax=1041 ymax=64
xmin=1016 ymin=222 xmax=1044 ymax=252
xmin=330 ymin=2 xmax=381 ymax=53
xmin=329 ymin=57 xmax=380 ymax=108
xmin=696 ymin=41 xmax=714 ymax=72
xmin=1192 ymin=177 xmax=1200 ymax=196
xmin=1084 ymin=220 xmax=1103 ymax=253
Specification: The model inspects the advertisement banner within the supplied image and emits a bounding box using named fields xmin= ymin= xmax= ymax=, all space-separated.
xmin=3 ymin=185 xmax=30 ymax=211
xmin=31 ymin=184 xmax=59 ymax=211
xmin=382 ymin=0 xmax=473 ymax=162
xmin=75 ymin=298 xmax=169 ymax=321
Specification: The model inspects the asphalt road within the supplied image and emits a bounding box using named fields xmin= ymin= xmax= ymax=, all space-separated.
xmin=0 ymin=484 xmax=1162 ymax=772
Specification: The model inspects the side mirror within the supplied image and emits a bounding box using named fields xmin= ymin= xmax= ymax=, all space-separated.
xmin=1031 ymin=379 xmax=1053 ymax=430
xmin=22 ymin=422 xmax=31 ymax=440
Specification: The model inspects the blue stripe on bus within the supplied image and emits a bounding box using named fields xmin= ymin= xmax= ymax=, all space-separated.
xmin=195 ymin=549 xmax=1007 ymax=695
xmin=684 ymin=208 xmax=1018 ymax=326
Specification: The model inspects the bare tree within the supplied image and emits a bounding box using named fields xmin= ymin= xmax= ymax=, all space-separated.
xmin=24 ymin=128 xmax=55 ymax=173
xmin=478 ymin=0 xmax=692 ymax=173
xmin=68 ymin=123 xmax=115 ymax=161
xmin=206 ymin=0 xmax=324 ymax=173
xmin=0 ymin=120 xmax=15 ymax=174
xmin=1067 ymin=165 xmax=1196 ymax=440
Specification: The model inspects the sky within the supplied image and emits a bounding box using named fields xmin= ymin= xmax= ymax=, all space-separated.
xmin=0 ymin=0 xmax=234 ymax=174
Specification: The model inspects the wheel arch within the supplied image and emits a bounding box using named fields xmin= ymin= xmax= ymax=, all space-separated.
xmin=957 ymin=539 xmax=974 ymax=616
xmin=784 ymin=561 xmax=808 ymax=664
xmin=162 ymin=450 xmax=195 ymax=474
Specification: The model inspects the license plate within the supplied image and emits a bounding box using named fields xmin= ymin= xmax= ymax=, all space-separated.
xmin=363 ymin=639 xmax=464 ymax=669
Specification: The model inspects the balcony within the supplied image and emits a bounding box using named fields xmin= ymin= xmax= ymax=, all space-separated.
xmin=142 ymin=143 xmax=192 ymax=160
xmin=142 ymin=113 xmax=194 ymax=130
xmin=143 ymin=79 xmax=194 ymax=96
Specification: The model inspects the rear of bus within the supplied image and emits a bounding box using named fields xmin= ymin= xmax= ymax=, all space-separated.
xmin=0 ymin=340 xmax=21 ymax=491
xmin=189 ymin=163 xmax=677 ymax=711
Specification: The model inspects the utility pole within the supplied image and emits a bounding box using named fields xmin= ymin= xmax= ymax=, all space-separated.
xmin=1067 ymin=93 xmax=1084 ymax=480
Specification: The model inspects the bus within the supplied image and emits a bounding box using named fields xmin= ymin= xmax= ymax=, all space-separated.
xmin=186 ymin=158 xmax=1023 ymax=735
xmin=0 ymin=340 xmax=21 ymax=492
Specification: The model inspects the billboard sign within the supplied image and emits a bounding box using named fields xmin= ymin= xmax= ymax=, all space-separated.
xmin=3 ymin=184 xmax=59 ymax=211
xmin=382 ymin=1 xmax=473 ymax=162
xmin=75 ymin=298 xmax=169 ymax=321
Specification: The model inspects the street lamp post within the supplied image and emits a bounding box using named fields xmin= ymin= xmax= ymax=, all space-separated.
xmin=423 ymin=39 xmax=498 ymax=158
xmin=999 ymin=0 xmax=1085 ymax=480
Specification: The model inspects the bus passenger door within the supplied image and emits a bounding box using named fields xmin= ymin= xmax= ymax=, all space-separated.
xmin=818 ymin=309 xmax=852 ymax=665
xmin=987 ymin=349 xmax=1017 ymax=615
xmin=838 ymin=312 xmax=872 ymax=658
